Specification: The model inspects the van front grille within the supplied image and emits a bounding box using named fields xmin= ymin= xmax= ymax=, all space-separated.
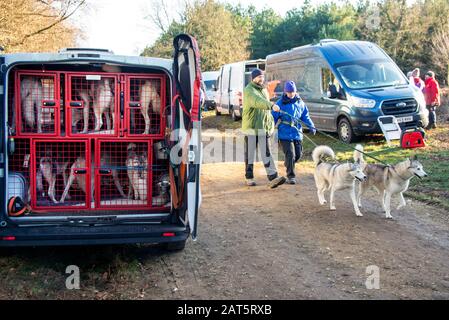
xmin=381 ymin=98 xmax=418 ymax=116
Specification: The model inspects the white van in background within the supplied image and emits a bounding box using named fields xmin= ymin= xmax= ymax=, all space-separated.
xmin=215 ymin=59 xmax=265 ymax=121
xmin=202 ymin=71 xmax=220 ymax=110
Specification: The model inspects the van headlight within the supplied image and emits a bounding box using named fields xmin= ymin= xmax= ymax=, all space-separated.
xmin=348 ymin=95 xmax=376 ymax=108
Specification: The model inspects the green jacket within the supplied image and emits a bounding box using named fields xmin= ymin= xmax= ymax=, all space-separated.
xmin=242 ymin=81 xmax=274 ymax=135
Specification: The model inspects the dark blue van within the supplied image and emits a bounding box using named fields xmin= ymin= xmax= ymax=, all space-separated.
xmin=265 ymin=40 xmax=428 ymax=143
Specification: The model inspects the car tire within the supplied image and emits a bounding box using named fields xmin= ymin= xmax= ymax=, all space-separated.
xmin=164 ymin=240 xmax=186 ymax=251
xmin=338 ymin=117 xmax=358 ymax=143
xmin=215 ymin=108 xmax=221 ymax=116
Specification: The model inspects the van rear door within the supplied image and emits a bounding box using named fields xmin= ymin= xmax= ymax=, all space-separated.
xmin=172 ymin=34 xmax=202 ymax=240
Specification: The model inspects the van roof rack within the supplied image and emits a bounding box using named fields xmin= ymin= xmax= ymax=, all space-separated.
xmin=319 ymin=39 xmax=339 ymax=45
xmin=59 ymin=48 xmax=114 ymax=54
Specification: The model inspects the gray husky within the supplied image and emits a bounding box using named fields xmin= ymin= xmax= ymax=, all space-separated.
xmin=353 ymin=145 xmax=427 ymax=219
xmin=312 ymin=145 xmax=367 ymax=216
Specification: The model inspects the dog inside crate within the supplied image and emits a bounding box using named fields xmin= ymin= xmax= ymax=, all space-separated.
xmin=34 ymin=141 xmax=87 ymax=207
xmin=69 ymin=75 xmax=116 ymax=135
xmin=19 ymin=74 xmax=56 ymax=134
xmin=128 ymin=78 xmax=162 ymax=135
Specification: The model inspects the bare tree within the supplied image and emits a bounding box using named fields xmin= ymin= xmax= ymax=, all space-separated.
xmin=432 ymin=29 xmax=449 ymax=85
xmin=0 ymin=0 xmax=87 ymax=52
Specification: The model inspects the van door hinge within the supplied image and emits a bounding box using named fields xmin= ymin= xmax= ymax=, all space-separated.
xmin=188 ymin=150 xmax=195 ymax=162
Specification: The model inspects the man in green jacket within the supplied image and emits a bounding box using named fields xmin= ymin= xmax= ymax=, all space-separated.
xmin=242 ymin=68 xmax=286 ymax=188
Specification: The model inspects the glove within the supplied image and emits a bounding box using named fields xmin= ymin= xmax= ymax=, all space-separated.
xmin=310 ymin=127 xmax=317 ymax=135
xmin=272 ymin=104 xmax=280 ymax=112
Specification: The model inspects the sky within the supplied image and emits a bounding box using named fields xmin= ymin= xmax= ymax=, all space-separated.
xmin=75 ymin=0 xmax=327 ymax=56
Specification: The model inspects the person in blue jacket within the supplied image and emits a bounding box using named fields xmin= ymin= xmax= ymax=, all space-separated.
xmin=272 ymin=80 xmax=316 ymax=184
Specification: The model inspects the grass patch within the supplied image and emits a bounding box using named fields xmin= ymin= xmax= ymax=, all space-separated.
xmin=202 ymin=110 xmax=241 ymax=131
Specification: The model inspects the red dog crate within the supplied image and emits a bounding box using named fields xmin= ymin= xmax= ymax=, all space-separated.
xmin=94 ymin=140 xmax=152 ymax=209
xmin=32 ymin=140 xmax=90 ymax=211
xmin=9 ymin=70 xmax=168 ymax=214
xmin=125 ymin=75 xmax=166 ymax=138
xmin=15 ymin=71 xmax=60 ymax=136
xmin=65 ymin=73 xmax=119 ymax=137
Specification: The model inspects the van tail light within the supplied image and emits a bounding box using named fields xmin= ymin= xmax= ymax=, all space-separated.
xmin=2 ymin=236 xmax=16 ymax=241
xmin=163 ymin=232 xmax=175 ymax=237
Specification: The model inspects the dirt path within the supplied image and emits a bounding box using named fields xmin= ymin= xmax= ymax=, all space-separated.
xmin=1 ymin=161 xmax=448 ymax=299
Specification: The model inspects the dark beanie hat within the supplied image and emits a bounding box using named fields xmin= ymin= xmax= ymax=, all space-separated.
xmin=284 ymin=80 xmax=297 ymax=92
xmin=251 ymin=68 xmax=263 ymax=80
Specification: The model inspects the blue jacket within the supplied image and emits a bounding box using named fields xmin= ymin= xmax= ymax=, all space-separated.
xmin=272 ymin=94 xmax=315 ymax=141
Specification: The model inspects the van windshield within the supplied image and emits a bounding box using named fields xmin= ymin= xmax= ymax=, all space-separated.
xmin=204 ymin=80 xmax=216 ymax=91
xmin=335 ymin=60 xmax=408 ymax=90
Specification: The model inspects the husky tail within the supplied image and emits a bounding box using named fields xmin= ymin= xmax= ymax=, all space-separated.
xmin=353 ymin=144 xmax=364 ymax=164
xmin=312 ymin=145 xmax=335 ymax=165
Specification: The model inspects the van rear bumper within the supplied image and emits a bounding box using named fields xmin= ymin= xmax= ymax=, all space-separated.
xmin=0 ymin=223 xmax=189 ymax=247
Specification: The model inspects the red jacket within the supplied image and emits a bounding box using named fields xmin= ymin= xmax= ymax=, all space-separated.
xmin=424 ymin=77 xmax=441 ymax=106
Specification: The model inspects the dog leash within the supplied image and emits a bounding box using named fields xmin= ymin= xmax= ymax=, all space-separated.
xmin=276 ymin=109 xmax=391 ymax=167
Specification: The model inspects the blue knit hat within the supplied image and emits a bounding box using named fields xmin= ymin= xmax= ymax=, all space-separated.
xmin=284 ymin=81 xmax=297 ymax=93
xmin=251 ymin=68 xmax=264 ymax=80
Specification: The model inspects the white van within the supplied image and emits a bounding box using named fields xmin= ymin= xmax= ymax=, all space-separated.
xmin=215 ymin=59 xmax=265 ymax=121
xmin=202 ymin=71 xmax=220 ymax=110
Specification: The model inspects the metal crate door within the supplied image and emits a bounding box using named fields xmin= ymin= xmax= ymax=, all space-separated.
xmin=33 ymin=140 xmax=90 ymax=210
xmin=125 ymin=76 xmax=165 ymax=137
xmin=95 ymin=140 xmax=152 ymax=209
xmin=16 ymin=72 xmax=60 ymax=136
xmin=7 ymin=138 xmax=31 ymax=202
xmin=66 ymin=73 xmax=118 ymax=137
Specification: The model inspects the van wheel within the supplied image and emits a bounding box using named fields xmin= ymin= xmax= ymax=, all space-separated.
xmin=338 ymin=118 xmax=358 ymax=143
xmin=215 ymin=108 xmax=221 ymax=116
xmin=164 ymin=240 xmax=186 ymax=251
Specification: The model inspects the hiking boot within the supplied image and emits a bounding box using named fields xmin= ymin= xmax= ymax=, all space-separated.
xmin=286 ymin=178 xmax=297 ymax=185
xmin=268 ymin=176 xmax=286 ymax=189
xmin=246 ymin=179 xmax=256 ymax=186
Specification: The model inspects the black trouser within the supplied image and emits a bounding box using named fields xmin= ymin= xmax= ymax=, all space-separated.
xmin=427 ymin=105 xmax=437 ymax=127
xmin=280 ymin=140 xmax=303 ymax=179
xmin=244 ymin=134 xmax=278 ymax=180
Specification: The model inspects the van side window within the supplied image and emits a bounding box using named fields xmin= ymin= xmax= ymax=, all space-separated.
xmin=321 ymin=67 xmax=346 ymax=100
xmin=300 ymin=62 xmax=321 ymax=94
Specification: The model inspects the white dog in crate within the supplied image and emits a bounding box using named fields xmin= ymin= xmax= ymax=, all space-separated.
xmin=21 ymin=76 xmax=43 ymax=133
xmin=37 ymin=152 xmax=71 ymax=204
xmin=93 ymin=78 xmax=115 ymax=132
xmin=126 ymin=143 xmax=148 ymax=201
xmin=59 ymin=154 xmax=126 ymax=204
xmin=139 ymin=80 xmax=161 ymax=134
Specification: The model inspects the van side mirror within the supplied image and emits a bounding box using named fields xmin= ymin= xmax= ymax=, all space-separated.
xmin=327 ymin=84 xmax=338 ymax=99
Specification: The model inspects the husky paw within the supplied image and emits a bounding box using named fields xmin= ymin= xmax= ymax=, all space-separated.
xmin=330 ymin=206 xmax=336 ymax=211
xmin=355 ymin=212 xmax=363 ymax=217
xmin=386 ymin=214 xmax=393 ymax=219
xmin=319 ymin=200 xmax=327 ymax=205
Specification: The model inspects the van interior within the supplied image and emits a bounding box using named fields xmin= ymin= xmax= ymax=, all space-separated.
xmin=6 ymin=62 xmax=172 ymax=217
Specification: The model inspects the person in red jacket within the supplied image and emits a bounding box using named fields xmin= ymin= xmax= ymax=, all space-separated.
xmin=424 ymin=71 xmax=441 ymax=129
